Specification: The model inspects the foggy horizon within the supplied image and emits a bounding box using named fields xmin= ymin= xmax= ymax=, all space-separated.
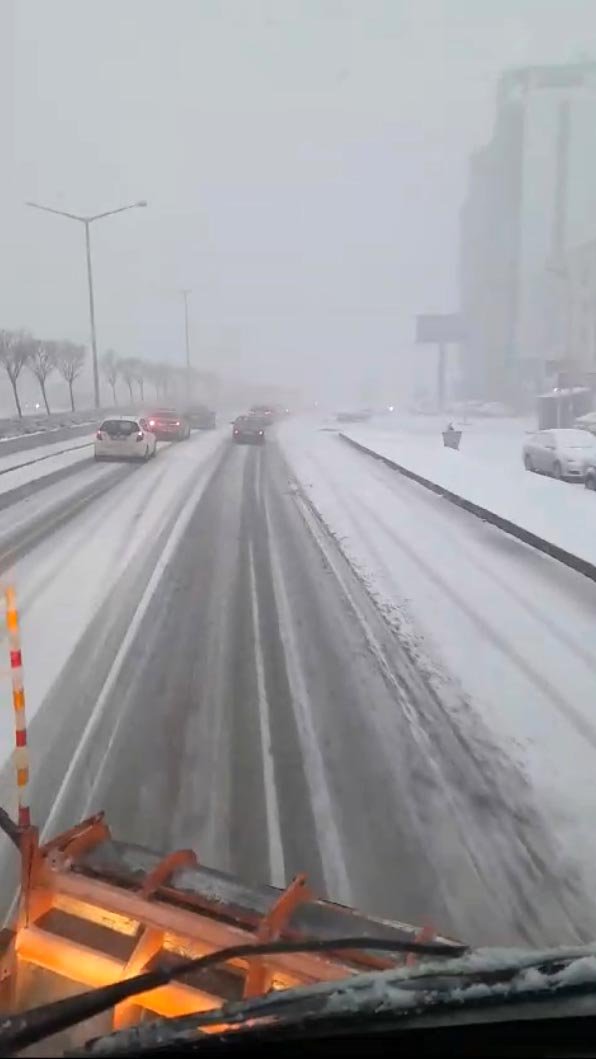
xmin=2 ymin=0 xmax=596 ymax=404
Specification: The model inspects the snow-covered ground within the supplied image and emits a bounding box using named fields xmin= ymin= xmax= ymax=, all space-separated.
xmin=347 ymin=412 xmax=532 ymax=471
xmin=0 ymin=432 xmax=94 ymax=475
xmin=0 ymin=430 xmax=227 ymax=817
xmin=278 ymin=420 xmax=596 ymax=902
xmin=0 ymin=434 xmax=94 ymax=496
xmin=341 ymin=415 xmax=596 ymax=570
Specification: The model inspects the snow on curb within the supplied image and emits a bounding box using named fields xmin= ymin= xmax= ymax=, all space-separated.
xmin=340 ymin=433 xmax=596 ymax=584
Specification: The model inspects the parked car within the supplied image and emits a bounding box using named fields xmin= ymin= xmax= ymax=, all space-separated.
xmin=585 ymin=462 xmax=596 ymax=490
xmin=145 ymin=409 xmax=190 ymax=441
xmin=232 ymin=415 xmax=265 ymax=444
xmin=336 ymin=410 xmax=372 ymax=423
xmin=186 ymin=404 xmax=216 ymax=430
xmin=522 ymin=428 xmax=596 ymax=480
xmin=94 ymin=417 xmax=157 ymax=462
xmin=574 ymin=411 xmax=596 ymax=437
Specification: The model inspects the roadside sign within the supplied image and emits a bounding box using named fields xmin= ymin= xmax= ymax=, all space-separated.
xmin=416 ymin=314 xmax=464 ymax=344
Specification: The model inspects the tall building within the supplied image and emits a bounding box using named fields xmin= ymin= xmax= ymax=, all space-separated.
xmin=565 ymin=236 xmax=596 ymax=373
xmin=459 ymin=61 xmax=596 ymax=401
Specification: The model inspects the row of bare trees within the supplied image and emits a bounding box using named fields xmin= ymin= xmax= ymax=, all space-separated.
xmin=100 ymin=351 xmax=214 ymax=406
xmin=0 ymin=330 xmax=220 ymax=419
xmin=0 ymin=330 xmax=86 ymax=417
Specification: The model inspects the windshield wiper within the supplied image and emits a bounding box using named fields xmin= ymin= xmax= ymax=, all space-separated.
xmin=69 ymin=946 xmax=596 ymax=1056
xmin=0 ymin=933 xmax=466 ymax=1054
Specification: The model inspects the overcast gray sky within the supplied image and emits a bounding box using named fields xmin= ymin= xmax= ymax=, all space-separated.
xmin=2 ymin=0 xmax=596 ymax=401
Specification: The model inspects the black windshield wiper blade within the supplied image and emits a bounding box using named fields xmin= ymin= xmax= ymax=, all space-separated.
xmin=69 ymin=946 xmax=596 ymax=1056
xmin=0 ymin=934 xmax=466 ymax=1054
xmin=68 ymin=946 xmax=596 ymax=1057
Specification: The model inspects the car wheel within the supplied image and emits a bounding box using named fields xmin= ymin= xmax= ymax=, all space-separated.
xmin=524 ymin=454 xmax=533 ymax=471
xmin=586 ymin=472 xmax=596 ymax=491
xmin=143 ymin=446 xmax=150 ymax=461
xmin=553 ymin=461 xmax=563 ymax=479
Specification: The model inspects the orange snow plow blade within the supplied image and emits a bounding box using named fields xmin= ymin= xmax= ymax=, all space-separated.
xmin=0 ymin=811 xmax=457 ymax=1034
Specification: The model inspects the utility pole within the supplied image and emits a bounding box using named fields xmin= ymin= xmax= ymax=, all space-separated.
xmin=27 ymin=199 xmax=147 ymax=407
xmin=437 ymin=342 xmax=446 ymax=412
xmin=182 ymin=288 xmax=191 ymax=395
xmin=84 ymin=220 xmax=99 ymax=407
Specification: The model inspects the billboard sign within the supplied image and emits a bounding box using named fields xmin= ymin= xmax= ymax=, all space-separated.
xmin=416 ymin=313 xmax=464 ymax=344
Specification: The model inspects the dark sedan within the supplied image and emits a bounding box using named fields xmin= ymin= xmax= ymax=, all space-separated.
xmin=187 ymin=404 xmax=217 ymax=430
xmin=232 ymin=416 xmax=265 ymax=444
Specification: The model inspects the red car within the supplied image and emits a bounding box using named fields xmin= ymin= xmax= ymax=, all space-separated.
xmin=145 ymin=409 xmax=190 ymax=442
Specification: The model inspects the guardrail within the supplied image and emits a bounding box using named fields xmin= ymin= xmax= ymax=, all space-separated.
xmin=339 ymin=433 xmax=596 ymax=584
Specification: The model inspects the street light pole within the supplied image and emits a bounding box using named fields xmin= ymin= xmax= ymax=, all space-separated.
xmin=181 ymin=288 xmax=191 ymax=394
xmin=26 ymin=199 xmax=147 ymax=408
xmin=84 ymin=220 xmax=100 ymax=409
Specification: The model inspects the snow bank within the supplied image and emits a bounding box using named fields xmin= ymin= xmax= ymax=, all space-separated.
xmin=342 ymin=420 xmax=596 ymax=571
xmin=0 ymin=433 xmax=94 ymax=477
xmin=0 ymin=439 xmax=94 ymax=497
xmin=278 ymin=421 xmax=596 ymax=909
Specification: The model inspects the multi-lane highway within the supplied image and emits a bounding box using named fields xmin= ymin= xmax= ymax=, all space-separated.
xmin=0 ymin=423 xmax=593 ymax=949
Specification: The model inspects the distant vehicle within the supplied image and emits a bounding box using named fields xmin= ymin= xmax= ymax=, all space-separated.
xmin=232 ymin=415 xmax=265 ymax=444
xmin=186 ymin=404 xmax=216 ymax=430
xmin=336 ymin=410 xmax=371 ymax=423
xmin=249 ymin=404 xmax=275 ymax=425
xmin=522 ymin=428 xmax=596 ymax=480
xmin=94 ymin=417 xmax=157 ymax=462
xmin=145 ymin=408 xmax=190 ymax=441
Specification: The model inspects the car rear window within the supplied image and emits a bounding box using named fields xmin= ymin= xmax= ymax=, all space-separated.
xmin=100 ymin=420 xmax=138 ymax=436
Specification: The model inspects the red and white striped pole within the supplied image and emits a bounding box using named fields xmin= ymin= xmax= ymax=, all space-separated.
xmin=5 ymin=586 xmax=30 ymax=829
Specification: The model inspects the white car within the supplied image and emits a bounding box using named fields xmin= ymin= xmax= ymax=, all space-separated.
xmin=94 ymin=417 xmax=157 ymax=462
xmin=522 ymin=428 xmax=596 ymax=480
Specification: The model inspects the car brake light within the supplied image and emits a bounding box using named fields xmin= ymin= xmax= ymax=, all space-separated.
xmin=136 ymin=432 xmax=144 ymax=442
xmin=149 ymin=419 xmax=155 ymax=426
xmin=259 ymin=430 xmax=263 ymax=435
xmin=96 ymin=431 xmax=103 ymax=440
xmin=175 ymin=420 xmax=180 ymax=426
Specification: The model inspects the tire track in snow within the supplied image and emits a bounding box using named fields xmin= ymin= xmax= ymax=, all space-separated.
xmin=264 ymin=491 xmax=353 ymax=908
xmin=280 ymin=443 xmax=593 ymax=944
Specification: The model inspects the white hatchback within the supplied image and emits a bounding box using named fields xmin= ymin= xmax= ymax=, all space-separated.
xmin=94 ymin=417 xmax=157 ymax=462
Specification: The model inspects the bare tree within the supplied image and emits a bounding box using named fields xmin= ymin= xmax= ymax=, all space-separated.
xmin=144 ymin=362 xmax=159 ymax=399
xmin=118 ymin=357 xmax=137 ymax=404
xmin=101 ymin=350 xmax=120 ymax=406
xmin=56 ymin=341 xmax=86 ymax=411
xmin=155 ymin=362 xmax=173 ymax=400
xmin=27 ymin=339 xmax=57 ymax=414
xmin=131 ymin=358 xmax=145 ymax=401
xmin=0 ymin=330 xmax=30 ymax=418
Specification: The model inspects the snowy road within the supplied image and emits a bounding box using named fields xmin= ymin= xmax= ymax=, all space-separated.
xmin=0 ymin=424 xmax=593 ymax=949
xmin=26 ymin=433 xmax=592 ymax=949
